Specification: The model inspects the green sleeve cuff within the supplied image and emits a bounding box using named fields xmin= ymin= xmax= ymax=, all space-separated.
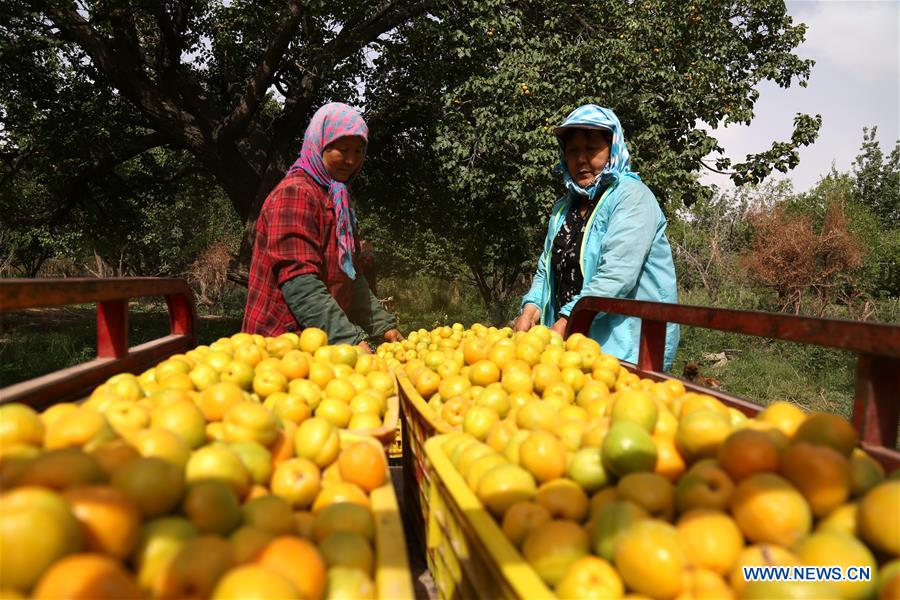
xmin=348 ymin=274 xmax=399 ymax=341
xmin=281 ymin=274 xmax=367 ymax=345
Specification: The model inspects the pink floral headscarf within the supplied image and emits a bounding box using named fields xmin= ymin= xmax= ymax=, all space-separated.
xmin=289 ymin=102 xmax=368 ymax=279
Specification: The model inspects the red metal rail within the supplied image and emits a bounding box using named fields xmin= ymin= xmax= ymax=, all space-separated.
xmin=1 ymin=278 xmax=196 ymax=409
xmin=567 ymin=297 xmax=900 ymax=469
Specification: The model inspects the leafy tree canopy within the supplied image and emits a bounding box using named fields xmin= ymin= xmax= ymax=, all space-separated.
xmin=2 ymin=0 xmax=820 ymax=299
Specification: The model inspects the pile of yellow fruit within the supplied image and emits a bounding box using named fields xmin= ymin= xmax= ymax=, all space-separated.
xmin=0 ymin=329 xmax=400 ymax=599
xmin=388 ymin=323 xmax=900 ymax=599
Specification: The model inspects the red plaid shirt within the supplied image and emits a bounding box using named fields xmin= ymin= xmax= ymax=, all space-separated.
xmin=243 ymin=171 xmax=358 ymax=336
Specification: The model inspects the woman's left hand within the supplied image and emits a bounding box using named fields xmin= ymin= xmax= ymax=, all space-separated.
xmin=551 ymin=317 xmax=568 ymax=337
xmin=383 ymin=329 xmax=404 ymax=343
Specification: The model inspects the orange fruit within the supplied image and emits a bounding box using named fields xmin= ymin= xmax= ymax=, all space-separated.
xmin=758 ymin=401 xmax=806 ymax=437
xmin=679 ymin=394 xmax=729 ymax=418
xmin=299 ymin=328 xmax=328 ymax=354
xmin=601 ymin=421 xmax=658 ymax=477
xmin=729 ymin=544 xmax=800 ymax=597
xmin=268 ymin=426 xmax=295 ymax=468
xmin=792 ymin=412 xmax=857 ymax=456
xmin=461 ymin=339 xmax=489 ymax=365
xmin=456 ymin=443 xmax=495 ymax=479
xmin=849 ymin=449 xmax=885 ymax=497
xmin=588 ymin=487 xmax=620 ymax=519
xmin=197 ymin=382 xmax=245 ymax=421
xmin=314 ymin=398 xmax=353 ymax=428
xmin=501 ymin=501 xmax=551 ymax=547
xmin=241 ymin=496 xmax=296 ymax=536
xmin=16 ymin=447 xmax=105 ymax=489
xmin=62 ymin=485 xmax=142 ymax=559
xmin=516 ymin=400 xmax=560 ymax=433
xmin=532 ymin=364 xmax=562 ymax=395
xmin=501 ymin=367 xmax=533 ymax=395
xmin=610 ymin=388 xmax=659 ymax=432
xmin=313 ymin=503 xmax=374 ymax=543
xmin=318 ymin=531 xmax=374 ymax=574
xmin=535 ymin=479 xmax=589 ymax=522
xmin=614 ymin=519 xmax=687 ymax=599
xmin=311 ymin=482 xmax=370 ymax=514
xmin=797 ymin=531 xmax=877 ymax=599
xmin=677 ymin=567 xmax=733 ymax=599
xmin=487 ymin=344 xmax=516 ymax=370
xmin=307 ymin=361 xmax=335 ymax=389
xmin=718 ymin=429 xmax=779 ymax=482
xmin=477 ymin=463 xmax=538 ymax=518
xmin=780 ymin=442 xmax=851 ymax=517
xmin=676 ymin=509 xmax=744 ymax=575
xmin=131 ymin=427 xmax=190 ymax=469
xmin=0 ymin=403 xmax=44 ymax=452
xmin=270 ymin=457 xmax=321 ymax=509
xmin=253 ymin=536 xmax=325 ymax=600
xmin=32 ymin=553 xmax=141 ymax=599
xmin=857 ymin=481 xmax=900 ymax=556
xmin=816 ymin=502 xmax=857 ymax=536
xmin=438 ymin=374 xmax=470 ymax=400
xmin=182 ymin=480 xmax=242 ymax=535
xmin=675 ymin=459 xmax=735 ymax=513
xmin=519 ymin=431 xmax=567 ymax=483
xmin=522 ymin=519 xmax=589 ymax=587
xmin=515 ymin=340 xmax=543 ymax=367
xmin=730 ymin=473 xmax=811 ymax=547
xmin=156 ymin=535 xmax=236 ymax=599
xmin=653 ymin=434 xmax=687 ymax=482
xmin=44 ymin=407 xmax=115 ymax=451
xmin=557 ymin=555 xmax=624 ymax=598
xmin=653 ymin=406 xmax=679 ymax=438
xmin=414 ymin=369 xmax=441 ymax=399
xmin=469 ymin=359 xmax=501 ymax=386
xmin=111 ymin=457 xmax=184 ymax=518
xmin=0 ymin=487 xmax=83 ymax=591
xmin=337 ymin=442 xmax=387 ymax=493
xmin=324 ymin=378 xmax=357 ymax=403
xmin=212 ymin=565 xmax=301 ymax=599
xmin=675 ymin=409 xmax=732 ymax=462
xmin=590 ymin=500 xmax=648 ymax=561
xmin=617 ymin=472 xmax=675 ymax=521
xmin=89 ymin=439 xmax=141 ymax=476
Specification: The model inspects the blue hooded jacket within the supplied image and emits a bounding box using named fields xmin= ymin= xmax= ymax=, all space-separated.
xmin=521 ymin=105 xmax=680 ymax=370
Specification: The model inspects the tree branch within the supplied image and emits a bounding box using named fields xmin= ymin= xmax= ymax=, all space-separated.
xmin=216 ymin=0 xmax=304 ymax=141
xmin=699 ymin=158 xmax=736 ymax=175
xmin=322 ymin=0 xmax=434 ymax=67
xmin=271 ymin=0 xmax=434 ymax=161
xmin=47 ymin=3 xmax=207 ymax=148
xmin=44 ymin=132 xmax=172 ymax=227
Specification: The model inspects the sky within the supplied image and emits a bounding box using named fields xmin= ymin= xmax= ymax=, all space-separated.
xmin=699 ymin=0 xmax=900 ymax=193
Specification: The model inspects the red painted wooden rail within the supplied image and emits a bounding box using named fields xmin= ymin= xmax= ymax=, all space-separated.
xmin=567 ymin=297 xmax=900 ymax=470
xmin=0 ymin=278 xmax=196 ymax=410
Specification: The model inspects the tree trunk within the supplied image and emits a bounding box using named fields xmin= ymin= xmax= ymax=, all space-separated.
xmin=468 ymin=262 xmax=494 ymax=308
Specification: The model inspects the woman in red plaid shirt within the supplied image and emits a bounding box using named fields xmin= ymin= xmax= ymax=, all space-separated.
xmin=243 ymin=103 xmax=403 ymax=350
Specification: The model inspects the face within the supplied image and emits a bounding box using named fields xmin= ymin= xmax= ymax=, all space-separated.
xmin=564 ymin=129 xmax=611 ymax=187
xmin=322 ymin=135 xmax=366 ymax=182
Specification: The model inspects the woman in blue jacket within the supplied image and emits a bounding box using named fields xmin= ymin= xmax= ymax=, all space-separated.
xmin=515 ymin=104 xmax=680 ymax=370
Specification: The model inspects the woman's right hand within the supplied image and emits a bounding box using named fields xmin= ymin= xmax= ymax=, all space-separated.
xmin=514 ymin=305 xmax=540 ymax=332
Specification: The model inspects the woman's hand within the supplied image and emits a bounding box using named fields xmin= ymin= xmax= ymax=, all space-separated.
xmin=514 ymin=305 xmax=540 ymax=333
xmin=382 ymin=329 xmax=404 ymax=343
xmin=551 ymin=317 xmax=568 ymax=337
xmin=357 ymin=341 xmax=373 ymax=354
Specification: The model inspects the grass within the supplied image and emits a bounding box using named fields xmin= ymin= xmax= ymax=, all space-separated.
xmin=672 ymin=324 xmax=857 ymax=419
xmin=0 ymin=304 xmax=243 ymax=388
xmin=377 ymin=276 xmax=519 ymax=333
